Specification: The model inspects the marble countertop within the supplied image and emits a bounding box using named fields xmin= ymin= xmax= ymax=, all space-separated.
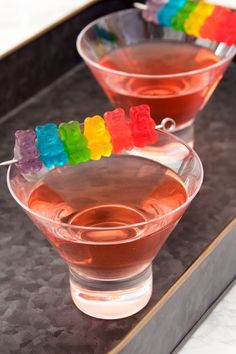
xmin=178 ymin=280 xmax=236 ymax=354
xmin=2 ymin=0 xmax=236 ymax=59
xmin=0 ymin=0 xmax=97 ymax=58
xmin=0 ymin=62 xmax=236 ymax=354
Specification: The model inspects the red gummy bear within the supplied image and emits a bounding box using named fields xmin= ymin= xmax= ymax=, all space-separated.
xmin=223 ymin=12 xmax=236 ymax=46
xmin=200 ymin=6 xmax=228 ymax=41
xmin=104 ymin=108 xmax=134 ymax=154
xmin=129 ymin=104 xmax=158 ymax=148
xmin=214 ymin=11 xmax=235 ymax=44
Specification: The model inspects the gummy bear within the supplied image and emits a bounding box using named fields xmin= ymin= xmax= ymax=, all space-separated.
xmin=224 ymin=12 xmax=236 ymax=46
xmin=157 ymin=0 xmax=187 ymax=27
xmin=184 ymin=2 xmax=215 ymax=37
xmin=14 ymin=130 xmax=42 ymax=174
xmin=35 ymin=123 xmax=68 ymax=168
xmin=104 ymin=108 xmax=134 ymax=154
xmin=59 ymin=121 xmax=91 ymax=165
xmin=143 ymin=0 xmax=167 ymax=24
xmin=129 ymin=105 xmax=158 ymax=148
xmin=84 ymin=115 xmax=112 ymax=160
xmin=171 ymin=1 xmax=198 ymax=32
xmin=214 ymin=11 xmax=236 ymax=45
xmin=200 ymin=6 xmax=229 ymax=41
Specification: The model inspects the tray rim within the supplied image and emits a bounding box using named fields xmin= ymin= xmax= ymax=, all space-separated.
xmin=108 ymin=216 xmax=236 ymax=354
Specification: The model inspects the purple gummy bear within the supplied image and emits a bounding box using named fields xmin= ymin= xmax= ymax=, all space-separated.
xmin=143 ymin=0 xmax=168 ymax=23
xmin=14 ymin=130 xmax=43 ymax=174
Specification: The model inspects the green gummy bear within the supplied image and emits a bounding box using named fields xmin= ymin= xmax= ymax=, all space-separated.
xmin=59 ymin=121 xmax=91 ymax=165
xmin=172 ymin=1 xmax=198 ymax=31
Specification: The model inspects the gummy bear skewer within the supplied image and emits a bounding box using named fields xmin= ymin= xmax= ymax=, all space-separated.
xmin=134 ymin=1 xmax=236 ymax=10
xmin=0 ymin=114 xmax=175 ymax=169
xmin=134 ymin=0 xmax=236 ymax=45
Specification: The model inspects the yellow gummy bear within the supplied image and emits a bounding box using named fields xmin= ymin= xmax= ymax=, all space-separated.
xmin=84 ymin=115 xmax=112 ymax=160
xmin=184 ymin=2 xmax=214 ymax=37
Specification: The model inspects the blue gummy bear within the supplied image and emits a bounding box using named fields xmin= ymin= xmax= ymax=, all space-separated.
xmin=35 ymin=123 xmax=68 ymax=168
xmin=157 ymin=0 xmax=187 ymax=26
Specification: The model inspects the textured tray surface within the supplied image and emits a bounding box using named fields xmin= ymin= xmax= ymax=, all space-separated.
xmin=0 ymin=63 xmax=235 ymax=354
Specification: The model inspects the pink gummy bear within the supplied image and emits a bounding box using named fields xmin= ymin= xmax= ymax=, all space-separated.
xmin=104 ymin=108 xmax=134 ymax=154
xmin=129 ymin=105 xmax=158 ymax=148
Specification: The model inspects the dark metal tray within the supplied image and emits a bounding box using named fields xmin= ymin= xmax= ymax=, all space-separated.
xmin=0 ymin=63 xmax=235 ymax=354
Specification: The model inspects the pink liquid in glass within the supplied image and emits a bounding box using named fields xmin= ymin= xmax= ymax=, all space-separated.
xmin=28 ymin=156 xmax=187 ymax=280
xmin=97 ymin=41 xmax=224 ymax=129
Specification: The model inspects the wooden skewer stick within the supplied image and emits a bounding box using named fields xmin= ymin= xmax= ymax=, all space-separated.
xmin=156 ymin=118 xmax=176 ymax=131
xmin=133 ymin=2 xmax=147 ymax=10
xmin=0 ymin=159 xmax=18 ymax=167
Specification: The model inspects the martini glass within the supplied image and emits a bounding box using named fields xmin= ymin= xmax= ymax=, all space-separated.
xmin=77 ymin=8 xmax=236 ymax=145
xmin=7 ymin=131 xmax=203 ymax=319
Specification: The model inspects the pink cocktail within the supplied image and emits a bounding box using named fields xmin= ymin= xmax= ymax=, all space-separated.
xmin=8 ymin=130 xmax=203 ymax=319
xmin=77 ymin=9 xmax=236 ymax=138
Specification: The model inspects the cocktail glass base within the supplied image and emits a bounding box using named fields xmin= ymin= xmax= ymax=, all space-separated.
xmin=69 ymin=265 xmax=152 ymax=319
xmin=173 ymin=123 xmax=195 ymax=148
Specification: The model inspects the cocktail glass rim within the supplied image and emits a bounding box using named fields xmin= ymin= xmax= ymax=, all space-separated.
xmin=7 ymin=130 xmax=203 ymax=234
xmin=77 ymin=8 xmax=236 ymax=79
